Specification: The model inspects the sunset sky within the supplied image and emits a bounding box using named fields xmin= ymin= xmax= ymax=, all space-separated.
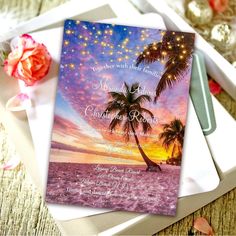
xmin=50 ymin=20 xmax=193 ymax=164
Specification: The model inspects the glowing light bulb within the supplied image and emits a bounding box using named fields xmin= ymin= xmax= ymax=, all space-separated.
xmin=69 ymin=63 xmax=75 ymax=69
xmin=64 ymin=40 xmax=69 ymax=45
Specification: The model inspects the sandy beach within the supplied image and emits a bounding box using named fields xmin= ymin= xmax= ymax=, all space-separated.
xmin=46 ymin=162 xmax=180 ymax=216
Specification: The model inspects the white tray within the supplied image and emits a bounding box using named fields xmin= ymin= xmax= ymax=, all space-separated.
xmin=0 ymin=0 xmax=236 ymax=235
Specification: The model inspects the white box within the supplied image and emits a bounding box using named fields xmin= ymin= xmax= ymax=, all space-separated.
xmin=0 ymin=1 xmax=235 ymax=235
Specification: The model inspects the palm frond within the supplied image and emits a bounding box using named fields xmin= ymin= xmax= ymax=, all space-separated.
xmin=159 ymin=118 xmax=185 ymax=149
xmin=130 ymin=113 xmax=152 ymax=134
xmin=124 ymin=82 xmax=129 ymax=94
xmin=109 ymin=109 xmax=126 ymax=131
xmin=140 ymin=107 xmax=154 ymax=119
xmin=133 ymin=94 xmax=152 ymax=104
xmin=124 ymin=82 xmax=141 ymax=103
xmin=163 ymin=138 xmax=176 ymax=149
xmin=130 ymin=83 xmax=140 ymax=94
xmin=136 ymin=42 xmax=163 ymax=66
xmin=154 ymin=59 xmax=189 ymax=101
xmin=104 ymin=82 xmax=154 ymax=142
xmin=135 ymin=31 xmax=194 ymax=100
xmin=160 ymin=132 xmax=176 ymax=149
xmin=123 ymin=119 xmax=131 ymax=141
xmin=108 ymin=92 xmax=127 ymax=102
xmin=103 ymin=101 xmax=123 ymax=114
xmin=142 ymin=119 xmax=152 ymax=134
xmin=109 ymin=116 xmax=123 ymax=131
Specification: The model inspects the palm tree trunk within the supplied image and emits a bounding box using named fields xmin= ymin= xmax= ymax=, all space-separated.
xmin=177 ymin=143 xmax=182 ymax=158
xmin=171 ymin=142 xmax=176 ymax=158
xmin=130 ymin=122 xmax=161 ymax=170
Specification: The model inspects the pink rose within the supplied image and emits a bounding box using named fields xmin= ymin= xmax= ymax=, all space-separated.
xmin=4 ymin=34 xmax=51 ymax=86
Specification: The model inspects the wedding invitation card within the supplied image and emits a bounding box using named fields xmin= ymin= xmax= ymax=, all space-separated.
xmin=46 ymin=20 xmax=195 ymax=216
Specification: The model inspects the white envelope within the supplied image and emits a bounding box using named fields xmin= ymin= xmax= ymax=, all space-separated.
xmin=17 ymin=13 xmax=219 ymax=221
xmin=206 ymin=96 xmax=236 ymax=175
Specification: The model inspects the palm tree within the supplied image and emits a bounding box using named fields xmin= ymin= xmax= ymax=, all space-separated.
xmin=136 ymin=31 xmax=194 ymax=102
xmin=103 ymin=82 xmax=161 ymax=171
xmin=159 ymin=118 xmax=185 ymax=159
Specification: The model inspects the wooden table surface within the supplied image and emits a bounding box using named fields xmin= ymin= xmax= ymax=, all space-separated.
xmin=0 ymin=0 xmax=236 ymax=235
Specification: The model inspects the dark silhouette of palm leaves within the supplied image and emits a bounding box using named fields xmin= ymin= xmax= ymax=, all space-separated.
xmin=159 ymin=118 xmax=185 ymax=151
xmin=136 ymin=31 xmax=194 ymax=101
xmin=103 ymin=82 xmax=161 ymax=170
xmin=104 ymin=82 xmax=153 ymax=141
